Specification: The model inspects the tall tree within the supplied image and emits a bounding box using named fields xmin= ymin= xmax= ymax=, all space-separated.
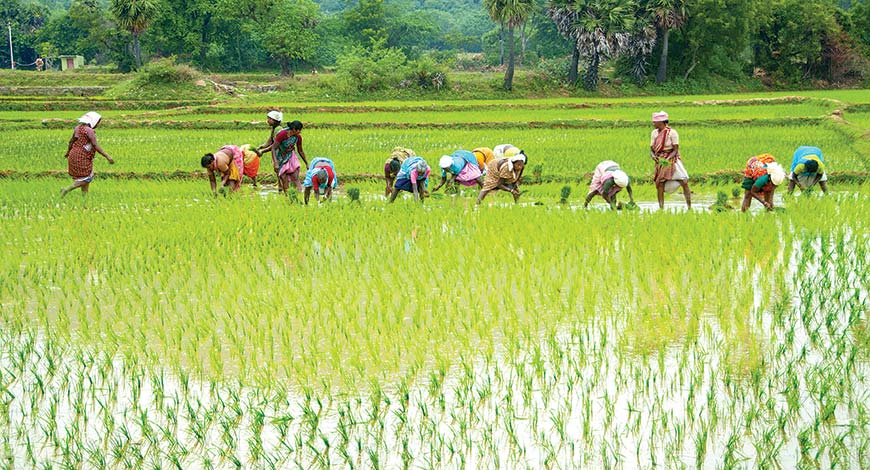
xmin=345 ymin=0 xmax=388 ymax=46
xmin=625 ymin=8 xmax=657 ymax=85
xmin=548 ymin=0 xmax=635 ymax=91
xmin=257 ymin=0 xmax=320 ymax=75
xmin=110 ymin=0 xmax=158 ymax=68
xmin=650 ymin=0 xmax=686 ymax=83
xmin=485 ymin=0 xmax=537 ymax=90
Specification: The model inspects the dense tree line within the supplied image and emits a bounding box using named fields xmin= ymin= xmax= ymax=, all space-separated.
xmin=3 ymin=0 xmax=870 ymax=89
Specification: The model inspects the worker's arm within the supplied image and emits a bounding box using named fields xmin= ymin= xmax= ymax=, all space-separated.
xmin=583 ymin=191 xmax=597 ymax=208
xmin=208 ymin=168 xmax=217 ymax=196
xmin=625 ymin=184 xmax=635 ymax=203
xmin=296 ymin=139 xmax=308 ymax=168
xmin=304 ymin=187 xmax=311 ymax=205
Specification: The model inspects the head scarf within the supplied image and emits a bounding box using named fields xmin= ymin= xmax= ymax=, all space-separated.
xmin=612 ymin=170 xmax=629 ymax=188
xmin=439 ymin=155 xmax=453 ymax=169
xmin=315 ymin=168 xmax=329 ymax=193
xmin=494 ymin=144 xmax=519 ymax=160
xmin=391 ymin=147 xmax=415 ymax=160
xmin=267 ymin=110 xmax=283 ymax=122
xmin=767 ymin=162 xmax=786 ymax=186
xmin=652 ymin=111 xmax=669 ymax=122
xmin=416 ymin=160 xmax=429 ymax=175
xmin=504 ymin=153 xmax=527 ymax=172
xmin=78 ymin=111 xmax=102 ymax=128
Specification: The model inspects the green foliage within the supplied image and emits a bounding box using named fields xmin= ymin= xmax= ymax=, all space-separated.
xmin=110 ymin=57 xmax=210 ymax=99
xmin=256 ymin=0 xmax=320 ymax=75
xmin=110 ymin=0 xmax=159 ymax=67
xmin=344 ymin=0 xmax=388 ymax=46
xmin=410 ymin=54 xmax=448 ymax=89
xmin=133 ymin=56 xmax=199 ymax=85
xmin=333 ymin=42 xmax=410 ymax=93
xmin=347 ymin=187 xmax=360 ymax=201
xmin=548 ymin=0 xmax=638 ymax=91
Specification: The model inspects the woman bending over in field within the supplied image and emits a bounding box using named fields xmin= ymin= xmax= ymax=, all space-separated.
xmin=303 ymin=157 xmax=338 ymax=204
xmin=384 ymin=147 xmax=415 ymax=197
xmin=583 ymin=160 xmax=635 ymax=210
xmin=476 ymin=152 xmax=527 ymax=205
xmin=650 ymin=111 xmax=691 ymax=209
xmin=61 ymin=112 xmax=115 ymax=197
xmin=787 ymin=146 xmax=829 ymax=195
xmin=741 ymin=154 xmax=786 ymax=212
xmin=272 ymin=120 xmax=308 ymax=194
xmin=201 ymin=145 xmax=260 ymax=195
xmin=472 ymin=147 xmax=495 ymax=173
xmin=388 ymin=156 xmax=431 ymax=204
xmin=257 ymin=110 xmax=283 ymax=175
xmin=433 ymin=150 xmax=484 ymax=192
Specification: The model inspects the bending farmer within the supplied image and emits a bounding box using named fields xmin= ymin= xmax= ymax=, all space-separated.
xmin=584 ymin=160 xmax=634 ymax=210
xmin=787 ymin=146 xmax=828 ymax=195
xmin=201 ymin=145 xmax=259 ymax=195
xmin=388 ymin=156 xmax=430 ymax=204
xmin=741 ymin=154 xmax=786 ymax=212
xmin=476 ymin=152 xmax=526 ymax=205
xmin=433 ymin=150 xmax=484 ymax=192
xmin=384 ymin=147 xmax=416 ymax=197
xmin=303 ymin=157 xmax=338 ymax=204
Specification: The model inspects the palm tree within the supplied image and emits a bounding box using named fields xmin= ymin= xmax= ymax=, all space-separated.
xmin=485 ymin=0 xmax=537 ymax=91
xmin=650 ymin=0 xmax=686 ymax=84
xmin=625 ymin=13 xmax=657 ymax=85
xmin=110 ymin=0 xmax=158 ymax=68
xmin=548 ymin=0 xmax=635 ymax=91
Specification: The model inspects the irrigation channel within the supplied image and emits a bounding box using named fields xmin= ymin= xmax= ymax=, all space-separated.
xmin=1 ymin=200 xmax=867 ymax=469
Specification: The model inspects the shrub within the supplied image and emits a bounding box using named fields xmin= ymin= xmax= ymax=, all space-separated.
xmin=333 ymin=43 xmax=410 ymax=93
xmin=133 ymin=57 xmax=199 ymax=87
xmin=410 ymin=55 xmax=447 ymax=90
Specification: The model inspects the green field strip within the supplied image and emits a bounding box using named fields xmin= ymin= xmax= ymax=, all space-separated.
xmin=6 ymin=124 xmax=862 ymax=176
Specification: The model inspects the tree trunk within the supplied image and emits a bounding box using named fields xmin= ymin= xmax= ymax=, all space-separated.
xmin=568 ymin=45 xmax=580 ymax=85
xmin=199 ymin=13 xmax=211 ymax=66
xmin=280 ymin=58 xmax=291 ymax=76
xmin=499 ymin=25 xmax=505 ymax=66
xmin=584 ymin=52 xmax=599 ymax=91
xmin=520 ymin=24 xmax=527 ymax=66
xmin=133 ymin=33 xmax=142 ymax=69
xmin=656 ymin=27 xmax=669 ymax=84
xmin=504 ymin=25 xmax=515 ymax=91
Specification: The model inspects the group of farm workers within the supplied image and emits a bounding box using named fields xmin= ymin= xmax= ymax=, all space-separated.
xmin=197 ymin=111 xmax=337 ymax=204
xmin=383 ymin=144 xmax=527 ymax=204
xmin=61 ymin=111 xmax=830 ymax=211
xmin=580 ymin=111 xmax=829 ymax=211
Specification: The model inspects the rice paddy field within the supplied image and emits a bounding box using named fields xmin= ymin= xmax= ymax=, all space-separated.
xmin=1 ymin=76 xmax=869 ymax=469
